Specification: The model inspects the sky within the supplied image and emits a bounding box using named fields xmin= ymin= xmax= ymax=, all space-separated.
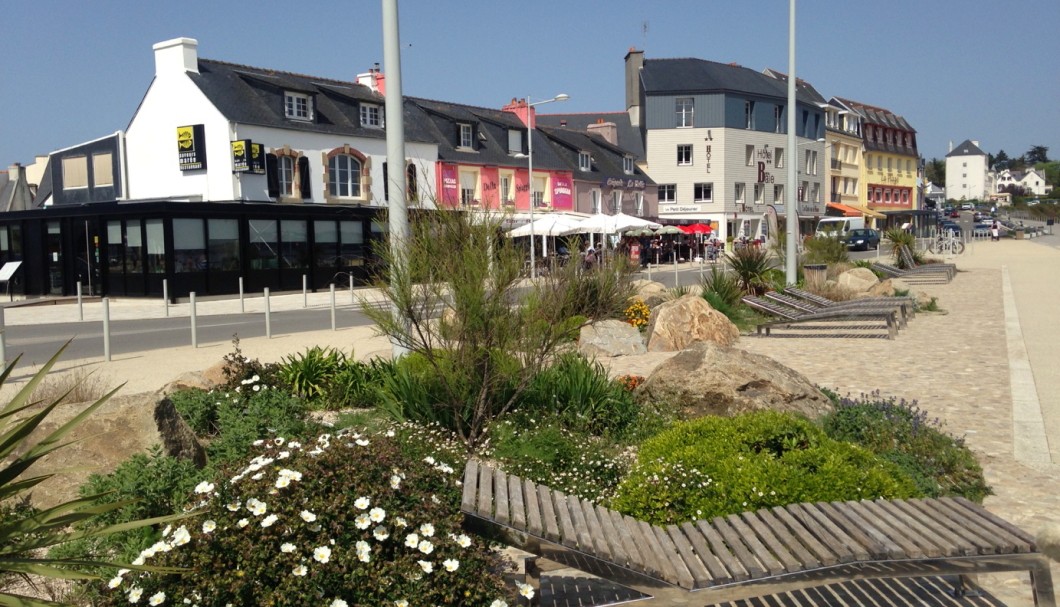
xmin=2 ymin=0 xmax=1058 ymax=168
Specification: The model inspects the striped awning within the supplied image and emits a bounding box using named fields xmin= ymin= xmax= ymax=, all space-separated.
xmin=826 ymin=202 xmax=862 ymax=217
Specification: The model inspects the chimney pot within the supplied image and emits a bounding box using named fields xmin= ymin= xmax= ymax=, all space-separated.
xmin=153 ymin=37 xmax=199 ymax=77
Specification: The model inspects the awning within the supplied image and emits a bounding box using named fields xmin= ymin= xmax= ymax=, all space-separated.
xmin=850 ymin=205 xmax=886 ymax=219
xmin=826 ymin=202 xmax=862 ymax=217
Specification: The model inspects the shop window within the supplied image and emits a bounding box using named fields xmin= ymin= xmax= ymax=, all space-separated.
xmin=173 ymin=218 xmax=206 ymax=273
xmin=280 ymin=220 xmax=308 ymax=269
xmin=248 ymin=219 xmax=278 ymax=270
xmin=208 ymin=219 xmax=240 ymax=271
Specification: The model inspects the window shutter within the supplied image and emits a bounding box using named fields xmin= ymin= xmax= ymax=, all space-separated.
xmin=266 ymin=154 xmax=279 ymax=198
xmin=298 ymin=156 xmax=311 ymax=199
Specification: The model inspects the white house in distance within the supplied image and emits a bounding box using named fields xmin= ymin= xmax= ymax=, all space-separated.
xmin=995 ymin=168 xmax=1053 ymax=197
xmin=944 ymin=139 xmax=990 ymax=201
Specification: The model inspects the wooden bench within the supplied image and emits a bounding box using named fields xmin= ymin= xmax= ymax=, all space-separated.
xmin=461 ymin=460 xmax=1055 ymax=606
xmin=742 ymin=295 xmax=900 ymax=340
xmin=900 ymin=246 xmax=957 ymax=279
xmin=765 ymin=291 xmax=912 ymax=329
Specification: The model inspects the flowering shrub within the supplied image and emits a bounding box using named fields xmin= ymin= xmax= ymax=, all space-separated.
xmin=623 ymin=299 xmax=651 ymax=330
xmin=98 ymin=430 xmax=514 ymax=607
xmin=615 ymin=374 xmax=645 ymax=392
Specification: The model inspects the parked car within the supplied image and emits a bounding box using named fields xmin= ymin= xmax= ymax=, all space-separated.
xmin=843 ymin=228 xmax=880 ymax=251
xmin=949 ymin=209 xmax=960 ymax=218
xmin=938 ymin=221 xmax=962 ymax=236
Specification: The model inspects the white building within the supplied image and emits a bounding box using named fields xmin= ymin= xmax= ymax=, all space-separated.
xmin=995 ymin=168 xmax=1053 ymax=196
xmin=944 ymin=139 xmax=990 ymax=201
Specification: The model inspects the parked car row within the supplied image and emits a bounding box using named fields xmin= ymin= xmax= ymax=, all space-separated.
xmin=842 ymin=228 xmax=880 ymax=251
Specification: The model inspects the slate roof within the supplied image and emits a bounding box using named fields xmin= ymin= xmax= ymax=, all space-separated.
xmin=536 ymin=112 xmax=645 ymax=160
xmin=945 ymin=139 xmax=986 ymax=158
xmin=640 ymin=58 xmax=823 ymax=104
xmin=832 ymin=97 xmax=915 ymax=132
xmin=538 ymin=126 xmax=654 ymax=186
xmin=188 ymin=59 xmax=435 ymax=143
xmin=762 ymin=68 xmax=828 ymax=105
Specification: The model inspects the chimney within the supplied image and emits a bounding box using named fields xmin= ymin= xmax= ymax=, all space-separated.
xmin=624 ymin=48 xmax=644 ymax=127
xmin=559 ymin=119 xmax=568 ymax=127
xmin=587 ymin=120 xmax=618 ymax=146
xmin=4 ymin=163 xmax=32 ymax=212
xmin=501 ymin=97 xmax=533 ymax=127
xmin=357 ymin=64 xmax=385 ymax=95
xmin=972 ymin=140 xmax=980 ymax=147
xmin=153 ymin=37 xmax=199 ymax=77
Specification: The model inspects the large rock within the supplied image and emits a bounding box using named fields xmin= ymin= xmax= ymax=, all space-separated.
xmin=631 ymin=279 xmax=669 ymax=309
xmin=646 ymin=294 xmax=739 ymax=352
xmin=837 ymin=267 xmax=879 ymax=293
xmin=155 ymin=396 xmax=207 ymax=469
xmin=638 ymin=342 xmax=833 ymax=419
xmin=578 ymin=319 xmax=646 ymax=357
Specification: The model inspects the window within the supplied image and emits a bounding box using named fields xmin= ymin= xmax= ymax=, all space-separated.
xmin=284 ymin=92 xmax=312 ymax=120
xmin=459 ymin=124 xmax=473 ymax=149
xmin=774 ymin=184 xmax=784 ymax=202
xmin=659 ymin=184 xmax=676 ymax=203
xmin=623 ymin=156 xmax=634 ymax=174
xmin=591 ymin=189 xmax=602 ymax=214
xmin=877 ymin=156 xmax=883 ymax=170
xmin=459 ymin=171 xmax=478 ymax=206
xmin=578 ymin=151 xmax=591 ymax=172
xmin=62 ymin=156 xmax=88 ymax=189
xmin=531 ymin=176 xmax=546 ymax=207
xmin=887 ymin=158 xmax=893 ymax=172
xmin=611 ymin=190 xmax=622 ymax=213
xmin=775 ymin=148 xmax=784 ymax=169
xmin=799 ymin=181 xmax=808 ymax=201
xmin=174 ymin=218 xmax=206 ymax=273
xmin=500 ymin=173 xmax=513 ymax=205
xmin=744 ymin=101 xmax=755 ymax=129
xmin=208 ymin=219 xmax=240 ymax=272
xmin=328 ymin=154 xmax=361 ymax=198
xmin=676 ymin=97 xmax=694 ymax=127
xmin=278 ymin=156 xmax=294 ymax=197
xmin=248 ymin=219 xmax=278 ymax=270
xmin=677 ymin=144 xmax=692 ymax=166
xmin=754 ymin=183 xmax=764 ymax=204
xmin=805 ymin=150 xmax=817 ymax=175
xmin=774 ymin=106 xmax=783 ymax=133
xmin=694 ymin=183 xmax=713 ymax=202
xmin=92 ymin=153 xmax=114 ymax=187
xmin=745 ymin=145 xmax=754 ymax=166
xmin=635 ymin=192 xmax=644 ymax=215
xmin=359 ymin=104 xmax=383 ymax=128
xmin=735 ymin=183 xmax=745 ymax=204
xmin=906 ymin=159 xmax=912 ymax=173
xmin=812 ymin=183 xmax=820 ymax=203
xmin=508 ymin=129 xmax=522 ymax=154
xmin=280 ymin=220 xmax=308 ymax=269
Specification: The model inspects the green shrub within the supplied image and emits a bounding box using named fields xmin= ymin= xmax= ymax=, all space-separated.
xmin=883 ymin=228 xmax=916 ymax=268
xmin=96 ymin=430 xmax=513 ymax=607
xmin=278 ymin=346 xmax=348 ymax=401
xmin=803 ymin=235 xmax=850 ymax=264
xmin=820 ymin=392 xmax=990 ymax=502
xmin=724 ymin=246 xmax=776 ymax=296
xmin=700 ymin=266 xmax=742 ymax=310
xmin=205 ymin=387 xmax=315 ymax=464
xmin=325 ymin=357 xmax=397 ymax=410
xmin=610 ymin=411 xmax=918 ymax=525
xmin=517 ymin=352 xmax=638 ymax=436
xmin=219 ymin=335 xmax=282 ymax=391
xmin=169 ymin=388 xmax=222 ymax=436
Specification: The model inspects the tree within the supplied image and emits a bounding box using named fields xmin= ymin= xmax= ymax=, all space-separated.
xmin=999 ymin=183 xmax=1027 ymax=197
xmin=924 ymin=158 xmax=945 ymax=185
xmin=1026 ymin=145 xmax=1050 ymax=164
xmin=992 ymin=149 xmax=1011 ymax=171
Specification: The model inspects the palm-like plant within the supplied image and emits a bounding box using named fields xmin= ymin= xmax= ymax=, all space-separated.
xmin=725 ymin=246 xmax=776 ymax=296
xmin=883 ymin=228 xmax=916 ymax=268
xmin=1 ymin=345 xmax=182 ymax=606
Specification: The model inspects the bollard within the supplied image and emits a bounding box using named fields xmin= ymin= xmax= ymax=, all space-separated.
xmin=190 ymin=291 xmax=198 ymax=348
xmin=674 ymin=256 xmax=679 ymax=287
xmin=102 ymin=297 xmax=111 ymax=362
xmin=264 ymin=287 xmax=272 ymax=339
xmin=239 ymin=277 xmax=245 ymax=314
xmin=330 ymin=283 xmax=336 ymax=332
xmin=77 ymin=281 xmax=84 ymax=321
xmin=303 ymin=274 xmax=308 ymax=308
xmin=646 ymin=263 xmax=652 ymax=281
xmin=350 ymin=278 xmax=355 ymax=305
xmin=163 ymin=279 xmax=170 ymax=318
xmin=0 ymin=306 xmax=6 ymax=369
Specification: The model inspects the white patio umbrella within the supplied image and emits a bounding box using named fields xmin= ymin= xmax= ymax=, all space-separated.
xmin=505 ymin=214 xmax=584 ymax=258
xmin=560 ymin=212 xmax=660 ymax=236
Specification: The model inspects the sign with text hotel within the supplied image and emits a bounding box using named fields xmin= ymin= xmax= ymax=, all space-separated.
xmin=177 ymin=125 xmax=207 ymax=171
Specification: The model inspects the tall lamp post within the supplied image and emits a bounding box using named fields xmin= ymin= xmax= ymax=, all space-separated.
xmin=524 ymin=93 xmax=569 ymax=279
xmin=785 ymin=0 xmax=798 ymax=285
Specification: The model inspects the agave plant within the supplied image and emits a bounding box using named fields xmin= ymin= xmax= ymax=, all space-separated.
xmin=724 ymin=246 xmax=776 ymax=296
xmin=1 ymin=344 xmax=183 ymax=606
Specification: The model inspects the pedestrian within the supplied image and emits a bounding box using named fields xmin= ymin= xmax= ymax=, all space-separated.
xmin=583 ymin=246 xmax=597 ymax=270
xmin=991 ymin=221 xmax=1000 ymax=242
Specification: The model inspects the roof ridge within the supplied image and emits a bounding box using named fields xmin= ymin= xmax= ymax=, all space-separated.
xmin=200 ymin=57 xmax=361 ymax=89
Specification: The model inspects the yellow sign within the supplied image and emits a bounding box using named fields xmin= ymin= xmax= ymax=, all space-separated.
xmin=177 ymin=126 xmax=194 ymax=150
xmin=177 ymin=125 xmax=207 ymax=170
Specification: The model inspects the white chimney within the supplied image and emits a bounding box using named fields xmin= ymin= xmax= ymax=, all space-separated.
xmin=153 ymin=37 xmax=199 ymax=77
xmin=972 ymin=140 xmax=980 ymax=147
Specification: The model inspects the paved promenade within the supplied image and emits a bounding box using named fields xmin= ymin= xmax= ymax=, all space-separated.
xmin=3 ymin=234 xmax=1058 ymax=605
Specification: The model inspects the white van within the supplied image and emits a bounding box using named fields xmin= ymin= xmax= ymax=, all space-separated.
xmin=815 ymin=217 xmax=865 ymax=238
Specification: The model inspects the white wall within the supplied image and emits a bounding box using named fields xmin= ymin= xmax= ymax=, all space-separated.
xmin=946 ymin=153 xmax=988 ymax=200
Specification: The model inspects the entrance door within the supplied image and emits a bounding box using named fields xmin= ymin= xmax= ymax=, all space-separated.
xmin=45 ymin=221 xmax=63 ymax=295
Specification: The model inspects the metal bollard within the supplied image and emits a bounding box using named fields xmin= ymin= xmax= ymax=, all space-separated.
xmin=239 ymin=277 xmax=245 ymax=314
xmin=102 ymin=298 xmax=111 ymax=362
xmin=77 ymin=281 xmax=83 ymax=321
xmin=647 ymin=263 xmax=652 ymax=281
xmin=264 ymin=287 xmax=272 ymax=339
xmin=303 ymin=274 xmax=308 ymax=308
xmin=163 ymin=279 xmax=170 ymax=318
xmin=674 ymin=256 xmax=679 ymax=287
xmin=190 ymin=291 xmax=198 ymax=348
xmin=330 ymin=283 xmax=336 ymax=331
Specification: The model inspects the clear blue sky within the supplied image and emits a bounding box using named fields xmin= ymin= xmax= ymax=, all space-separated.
xmin=3 ymin=0 xmax=1058 ymax=168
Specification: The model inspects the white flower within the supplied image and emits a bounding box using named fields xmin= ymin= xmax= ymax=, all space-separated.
xmin=149 ymin=591 xmax=166 ymax=605
xmin=355 ymin=540 xmax=370 ymax=554
xmin=369 ymin=507 xmax=386 ymax=523
xmin=423 ymin=456 xmax=436 ymax=465
xmin=237 ymin=518 xmax=249 ymax=528
xmin=162 ymin=525 xmax=172 ymax=537
xmin=107 ymin=576 xmax=122 ymax=589
xmin=490 ymin=600 xmax=508 ymax=607
xmin=453 ymin=533 xmax=472 ymax=548
xmin=385 ymin=430 xmax=395 ymax=437
xmin=202 ymin=520 xmax=216 ymax=534
xmin=395 ymin=601 xmax=409 ymax=607
xmin=404 ymin=533 xmax=419 ymax=548
xmin=292 ymin=564 xmax=307 ymax=577
xmin=251 ymin=472 xmax=264 ymax=480
xmin=354 ymin=496 xmax=370 ymax=510
xmin=418 ymin=540 xmax=434 ymax=554
xmin=418 ymin=523 xmax=434 ymax=537
xmin=517 ymin=583 xmax=535 ymax=599
xmin=395 ymin=516 xmax=408 ymax=528
xmin=443 ymin=558 xmax=459 ymax=572
xmin=329 ymin=600 xmax=348 ymax=607
xmin=253 ymin=384 xmax=261 ymax=392
xmin=252 ymin=374 xmax=260 ymax=383
xmin=261 ymin=514 xmax=279 ymax=528
xmin=170 ymin=526 xmax=191 ymax=546
xmin=132 ymin=556 xmax=145 ymax=566
xmin=389 ymin=475 xmax=402 ymax=489
xmin=277 ymin=450 xmax=290 ymax=459
xmin=355 ymin=513 xmax=371 ymax=530
xmin=355 ymin=438 xmax=370 ymax=446
xmin=275 ymin=476 xmax=291 ymax=489
xmin=226 ymin=501 xmax=240 ymax=512
xmin=313 ymin=545 xmax=332 ymax=564
xmin=417 ymin=560 xmax=433 ymax=573
xmin=128 ymin=587 xmax=143 ymax=603
xmin=372 ymin=526 xmax=389 ymax=541
xmin=300 ymin=510 xmax=317 ymax=523
xmin=280 ymin=542 xmax=296 ymax=553
xmin=252 ymin=439 xmax=265 ymax=446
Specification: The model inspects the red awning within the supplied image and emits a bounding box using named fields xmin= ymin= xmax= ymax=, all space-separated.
xmin=826 ymin=202 xmax=862 ymax=217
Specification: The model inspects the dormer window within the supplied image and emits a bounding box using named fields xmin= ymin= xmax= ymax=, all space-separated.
xmin=507 ymin=129 xmax=522 ymax=154
xmin=623 ymin=155 xmax=634 ymax=175
xmin=458 ymin=123 xmax=473 ymax=149
xmin=284 ymin=92 xmax=313 ymax=121
xmin=360 ymin=104 xmax=383 ymax=128
xmin=578 ymin=151 xmax=591 ymax=172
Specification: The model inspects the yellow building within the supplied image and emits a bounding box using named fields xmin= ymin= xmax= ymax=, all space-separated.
xmin=822 ymin=102 xmax=877 ymax=224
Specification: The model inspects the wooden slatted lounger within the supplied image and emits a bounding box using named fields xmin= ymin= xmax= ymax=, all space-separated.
xmin=461 ymin=460 xmax=1056 ymax=607
xmin=786 ymin=286 xmax=917 ymax=321
xmin=900 ymin=246 xmax=957 ymax=278
xmin=742 ymin=295 xmax=900 ymax=340
xmin=872 ymin=262 xmax=952 ymax=284
xmin=764 ymin=291 xmax=912 ymax=329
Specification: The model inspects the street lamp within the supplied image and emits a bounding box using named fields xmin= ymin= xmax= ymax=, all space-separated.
xmin=523 ymin=93 xmax=569 ymax=279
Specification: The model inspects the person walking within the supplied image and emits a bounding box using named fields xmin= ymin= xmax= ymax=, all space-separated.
xmin=991 ymin=221 xmax=1001 ymax=242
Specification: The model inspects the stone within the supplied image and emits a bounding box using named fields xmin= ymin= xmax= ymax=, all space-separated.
xmin=1038 ymin=521 xmax=1060 ymax=562
xmin=631 ymin=279 xmax=668 ymax=309
xmin=578 ymin=319 xmax=646 ymax=357
xmin=645 ymin=294 xmax=739 ymax=352
xmin=154 ymin=396 xmax=207 ymax=469
xmin=837 ymin=267 xmax=879 ymax=293
xmin=867 ymin=278 xmax=900 ymax=298
xmin=638 ymin=342 xmax=833 ymax=419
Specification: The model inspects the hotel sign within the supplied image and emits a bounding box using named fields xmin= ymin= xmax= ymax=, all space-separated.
xmin=177 ymin=125 xmax=207 ymax=171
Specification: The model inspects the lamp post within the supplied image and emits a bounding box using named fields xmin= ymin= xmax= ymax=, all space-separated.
xmin=785 ymin=0 xmax=797 ymax=285
xmin=524 ymin=93 xmax=569 ymax=279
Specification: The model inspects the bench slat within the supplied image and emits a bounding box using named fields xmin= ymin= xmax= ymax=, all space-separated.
xmin=816 ymin=501 xmax=895 ymax=560
xmin=652 ymin=524 xmax=696 ymax=589
xmin=953 ymin=496 xmax=1037 ymax=547
xmin=508 ymin=474 xmax=526 ymax=531
xmin=695 ymin=519 xmax=750 ymax=582
xmin=460 ymin=460 xmax=479 ymax=514
xmin=493 ymin=467 xmax=510 ymax=526
xmin=740 ymin=511 xmax=804 ymax=573
xmin=680 ymin=521 xmax=733 ymax=584
xmin=523 ymin=478 xmax=543 ymax=536
xmin=581 ymin=501 xmax=615 ymax=563
xmin=552 ymin=490 xmax=578 ymax=549
xmin=845 ymin=500 xmax=922 ymax=559
xmin=666 ymin=524 xmax=712 ymax=588
xmin=864 ymin=499 xmax=950 ymax=558
xmin=712 ymin=515 xmax=767 ymax=579
xmin=537 ymin=484 xmax=561 ymax=543
xmin=606 ymin=508 xmax=646 ymax=572
xmin=933 ymin=498 xmax=1023 ymax=553
xmin=634 ymin=519 xmax=676 ymax=583
xmin=726 ymin=514 xmax=786 ymax=576
xmin=905 ymin=498 xmax=998 ymax=554
xmin=476 ymin=463 xmax=494 ymax=518
xmin=768 ymin=506 xmax=835 ymax=567
xmin=567 ymin=495 xmax=595 ymax=552
xmin=888 ymin=499 xmax=978 ymax=556
xmin=790 ymin=502 xmax=864 ymax=562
